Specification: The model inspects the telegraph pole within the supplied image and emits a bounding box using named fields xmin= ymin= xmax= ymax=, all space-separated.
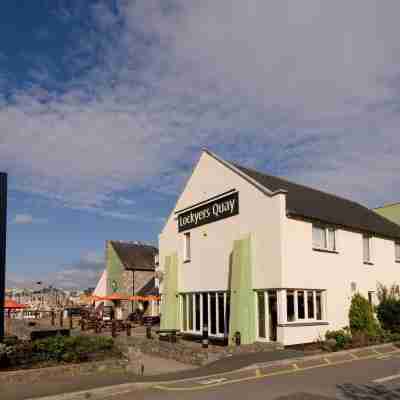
xmin=0 ymin=173 xmax=7 ymax=341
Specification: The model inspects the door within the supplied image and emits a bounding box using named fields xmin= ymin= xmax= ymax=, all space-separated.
xmin=268 ymin=291 xmax=277 ymax=341
xmin=256 ymin=291 xmax=268 ymax=340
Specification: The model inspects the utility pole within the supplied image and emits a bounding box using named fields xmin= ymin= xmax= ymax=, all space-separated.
xmin=0 ymin=173 xmax=7 ymax=341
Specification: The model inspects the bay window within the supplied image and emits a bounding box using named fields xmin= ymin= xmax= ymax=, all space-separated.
xmin=285 ymin=289 xmax=325 ymax=323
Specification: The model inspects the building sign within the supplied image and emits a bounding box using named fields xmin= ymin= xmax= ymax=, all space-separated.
xmin=178 ymin=191 xmax=239 ymax=232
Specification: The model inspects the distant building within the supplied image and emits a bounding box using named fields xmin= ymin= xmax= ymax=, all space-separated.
xmin=375 ymin=202 xmax=400 ymax=226
xmin=102 ymin=240 xmax=158 ymax=318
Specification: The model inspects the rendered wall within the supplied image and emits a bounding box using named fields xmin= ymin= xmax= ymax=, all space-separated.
xmin=158 ymin=152 xmax=285 ymax=297
xmin=282 ymin=217 xmax=400 ymax=345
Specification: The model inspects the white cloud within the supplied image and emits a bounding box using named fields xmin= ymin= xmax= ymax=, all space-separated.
xmin=13 ymin=213 xmax=47 ymax=225
xmin=0 ymin=1 xmax=400 ymax=210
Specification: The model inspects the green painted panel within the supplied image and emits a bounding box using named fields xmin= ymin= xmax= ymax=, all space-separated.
xmin=160 ymin=253 xmax=179 ymax=330
xmin=228 ymin=234 xmax=256 ymax=345
xmin=106 ymin=242 xmax=125 ymax=295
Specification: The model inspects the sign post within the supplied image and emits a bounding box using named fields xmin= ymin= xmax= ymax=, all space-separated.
xmin=0 ymin=173 xmax=7 ymax=341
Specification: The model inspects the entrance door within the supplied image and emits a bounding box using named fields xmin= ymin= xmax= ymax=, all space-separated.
xmin=268 ymin=291 xmax=277 ymax=341
xmin=256 ymin=291 xmax=268 ymax=340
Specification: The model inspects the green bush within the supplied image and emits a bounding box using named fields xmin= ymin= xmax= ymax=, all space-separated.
xmin=1 ymin=335 xmax=116 ymax=369
xmin=325 ymin=329 xmax=352 ymax=350
xmin=376 ymin=298 xmax=400 ymax=334
xmin=349 ymin=293 xmax=379 ymax=336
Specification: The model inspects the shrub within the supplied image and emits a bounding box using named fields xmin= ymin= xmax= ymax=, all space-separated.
xmin=376 ymin=298 xmax=400 ymax=334
xmin=0 ymin=335 xmax=116 ymax=369
xmin=349 ymin=293 xmax=378 ymax=336
xmin=325 ymin=329 xmax=352 ymax=350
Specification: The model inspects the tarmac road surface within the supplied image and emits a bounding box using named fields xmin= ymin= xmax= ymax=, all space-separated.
xmin=110 ymin=353 xmax=400 ymax=400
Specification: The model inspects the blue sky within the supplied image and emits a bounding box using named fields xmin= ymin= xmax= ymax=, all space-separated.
xmin=1 ymin=1 xmax=400 ymax=289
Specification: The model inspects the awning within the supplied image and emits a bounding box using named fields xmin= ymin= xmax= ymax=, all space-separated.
xmin=91 ymin=294 xmax=160 ymax=302
xmin=4 ymin=299 xmax=28 ymax=309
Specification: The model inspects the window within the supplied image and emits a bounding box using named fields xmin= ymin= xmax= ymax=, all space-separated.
xmin=297 ymin=291 xmax=305 ymax=319
xmin=307 ymin=291 xmax=314 ymax=319
xmin=182 ymin=295 xmax=187 ymax=331
xmin=316 ymin=291 xmax=323 ymax=320
xmin=363 ymin=235 xmax=372 ymax=263
xmin=286 ymin=291 xmax=295 ymax=322
xmin=183 ymin=232 xmax=191 ymax=262
xmin=181 ymin=292 xmax=229 ymax=337
xmin=313 ymin=225 xmax=336 ymax=251
xmin=285 ymin=289 xmax=324 ymax=322
xmin=395 ymin=242 xmax=400 ymax=262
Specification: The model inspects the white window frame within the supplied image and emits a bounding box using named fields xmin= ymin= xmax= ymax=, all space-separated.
xmin=395 ymin=241 xmax=400 ymax=263
xmin=363 ymin=234 xmax=373 ymax=264
xmin=312 ymin=225 xmax=337 ymax=252
xmin=183 ymin=232 xmax=191 ymax=262
xmin=284 ymin=289 xmax=326 ymax=324
xmin=180 ymin=292 xmax=227 ymax=338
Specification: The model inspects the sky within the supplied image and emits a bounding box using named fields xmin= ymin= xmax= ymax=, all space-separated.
xmin=1 ymin=1 xmax=400 ymax=290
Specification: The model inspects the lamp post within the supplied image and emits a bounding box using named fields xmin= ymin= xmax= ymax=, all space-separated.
xmin=0 ymin=173 xmax=7 ymax=341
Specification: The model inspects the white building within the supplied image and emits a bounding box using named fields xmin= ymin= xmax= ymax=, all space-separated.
xmin=158 ymin=150 xmax=400 ymax=346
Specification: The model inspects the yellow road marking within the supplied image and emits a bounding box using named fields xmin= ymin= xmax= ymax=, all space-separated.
xmin=154 ymin=349 xmax=400 ymax=392
xmin=255 ymin=368 xmax=262 ymax=377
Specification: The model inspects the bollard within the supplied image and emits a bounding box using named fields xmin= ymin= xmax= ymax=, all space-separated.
xmin=59 ymin=311 xmax=63 ymax=327
xmin=140 ymin=364 xmax=144 ymax=376
xmin=69 ymin=314 xmax=73 ymax=329
xmin=234 ymin=331 xmax=241 ymax=346
xmin=126 ymin=323 xmax=131 ymax=337
xmin=146 ymin=325 xmax=152 ymax=339
xmin=202 ymin=324 xmax=209 ymax=349
xmin=51 ymin=311 xmax=55 ymax=326
xmin=111 ymin=321 xmax=117 ymax=338
xmin=81 ymin=320 xmax=86 ymax=331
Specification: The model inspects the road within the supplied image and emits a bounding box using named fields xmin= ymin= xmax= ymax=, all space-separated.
xmin=112 ymin=354 xmax=400 ymax=400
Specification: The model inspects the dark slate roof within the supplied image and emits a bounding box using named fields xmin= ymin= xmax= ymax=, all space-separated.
xmin=233 ymin=163 xmax=400 ymax=240
xmin=137 ymin=277 xmax=158 ymax=296
xmin=110 ymin=241 xmax=158 ymax=271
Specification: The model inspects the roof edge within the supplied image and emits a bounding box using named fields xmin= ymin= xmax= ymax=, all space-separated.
xmin=203 ymin=149 xmax=287 ymax=198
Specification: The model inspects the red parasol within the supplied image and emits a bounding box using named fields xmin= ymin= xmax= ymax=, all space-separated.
xmin=4 ymin=299 xmax=28 ymax=309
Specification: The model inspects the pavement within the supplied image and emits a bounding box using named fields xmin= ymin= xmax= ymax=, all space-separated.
xmin=2 ymin=344 xmax=400 ymax=400
xmin=0 ymin=348 xmax=303 ymax=400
